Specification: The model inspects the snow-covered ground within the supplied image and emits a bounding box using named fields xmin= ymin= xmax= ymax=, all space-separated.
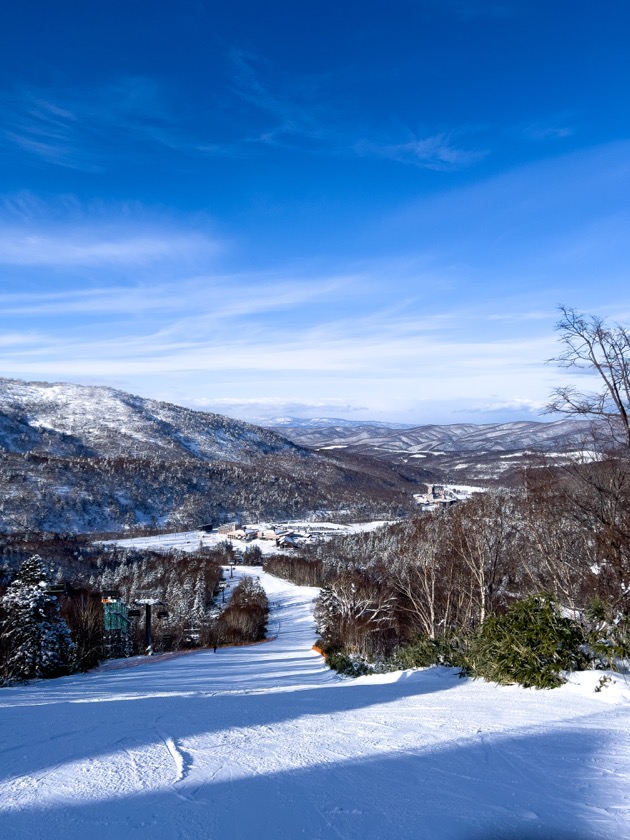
xmin=1 ymin=567 xmax=630 ymax=839
xmin=103 ymin=522 xmax=391 ymax=556
xmin=445 ymin=483 xmax=486 ymax=496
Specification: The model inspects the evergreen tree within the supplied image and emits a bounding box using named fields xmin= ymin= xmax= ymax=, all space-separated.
xmin=1 ymin=555 xmax=75 ymax=681
xmin=314 ymin=585 xmax=341 ymax=643
xmin=464 ymin=595 xmax=589 ymax=689
xmin=192 ymin=573 xmax=206 ymax=622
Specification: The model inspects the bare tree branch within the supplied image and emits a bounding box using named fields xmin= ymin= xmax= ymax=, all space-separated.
xmin=546 ymin=306 xmax=630 ymax=449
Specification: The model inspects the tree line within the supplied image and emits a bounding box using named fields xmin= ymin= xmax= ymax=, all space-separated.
xmin=0 ymin=540 xmax=269 ymax=683
xmin=0 ymin=448 xmax=419 ymax=535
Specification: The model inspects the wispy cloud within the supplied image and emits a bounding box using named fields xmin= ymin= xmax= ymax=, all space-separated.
xmin=0 ymin=78 xmax=196 ymax=170
xmin=0 ymin=315 xmax=568 ymax=427
xmin=2 ymin=137 xmax=625 ymax=421
xmin=1 ymin=94 xmax=98 ymax=171
xmin=0 ymin=261 xmax=578 ymax=423
xmin=0 ymin=331 xmax=44 ymax=347
xmin=0 ymin=194 xmax=222 ymax=269
xmin=462 ymin=398 xmax=546 ymax=415
xmin=0 ymin=229 xmax=217 ymax=268
xmin=356 ymin=132 xmax=488 ymax=170
xmin=0 ymin=306 xmax=556 ymax=374
xmin=0 ymin=270 xmax=349 ymax=320
xmin=228 ymin=50 xmax=489 ymax=171
xmin=517 ymin=116 xmax=575 ymax=142
xmin=0 ymin=195 xmax=562 ymax=412
xmin=0 ymin=64 xmax=491 ymax=173
xmin=190 ymin=396 xmax=367 ymax=419
xmin=229 ymin=49 xmax=328 ymax=149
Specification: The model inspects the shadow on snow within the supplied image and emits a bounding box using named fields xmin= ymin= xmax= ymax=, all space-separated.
xmin=0 ymin=723 xmax=617 ymax=840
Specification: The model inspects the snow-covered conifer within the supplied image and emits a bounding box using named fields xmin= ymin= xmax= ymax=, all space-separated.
xmin=1 ymin=555 xmax=75 ymax=681
xmin=314 ymin=585 xmax=340 ymax=639
xmin=192 ymin=573 xmax=206 ymax=621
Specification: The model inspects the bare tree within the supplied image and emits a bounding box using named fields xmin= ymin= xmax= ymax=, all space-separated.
xmin=547 ymin=306 xmax=630 ymax=449
xmin=61 ymin=589 xmax=105 ymax=671
xmin=545 ymin=307 xmax=630 ymax=608
xmin=519 ymin=468 xmax=598 ymax=609
xmin=315 ymin=570 xmax=397 ymax=657
xmin=450 ymin=491 xmax=516 ymax=626
xmin=389 ymin=514 xmax=455 ymax=639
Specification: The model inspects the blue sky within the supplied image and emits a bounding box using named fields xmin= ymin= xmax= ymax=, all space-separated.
xmin=1 ymin=0 xmax=629 ymax=423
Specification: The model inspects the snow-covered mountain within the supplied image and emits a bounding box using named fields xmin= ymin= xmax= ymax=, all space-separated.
xmin=0 ymin=378 xmax=299 ymax=463
xmin=0 ymin=377 xmax=607 ymax=533
xmin=271 ymin=418 xmax=595 ymax=454
xmin=0 ymin=378 xmax=420 ymax=534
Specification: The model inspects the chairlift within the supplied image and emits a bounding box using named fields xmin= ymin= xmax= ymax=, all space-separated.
xmin=157 ymin=610 xmax=169 ymax=619
xmin=101 ymin=589 xmax=121 ymax=599
xmin=127 ymin=608 xmax=141 ymax=617
xmin=46 ymin=584 xmax=66 ymax=595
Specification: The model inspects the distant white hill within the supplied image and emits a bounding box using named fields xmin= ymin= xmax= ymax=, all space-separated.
xmin=268 ymin=416 xmax=605 ymax=483
xmin=253 ymin=416 xmax=417 ymax=429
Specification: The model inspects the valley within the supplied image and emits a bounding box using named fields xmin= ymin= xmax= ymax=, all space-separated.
xmin=0 ymin=377 xmax=600 ymax=536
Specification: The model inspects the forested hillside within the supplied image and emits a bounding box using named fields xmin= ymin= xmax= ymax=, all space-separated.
xmin=0 ymin=378 xmax=422 ymax=533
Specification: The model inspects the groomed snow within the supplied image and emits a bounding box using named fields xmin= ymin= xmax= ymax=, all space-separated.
xmin=1 ymin=567 xmax=629 ymax=839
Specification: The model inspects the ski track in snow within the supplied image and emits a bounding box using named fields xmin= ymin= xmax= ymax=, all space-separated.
xmin=1 ymin=565 xmax=630 ymax=839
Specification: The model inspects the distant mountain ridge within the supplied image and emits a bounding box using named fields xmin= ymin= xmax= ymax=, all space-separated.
xmin=269 ymin=418 xmax=596 ymax=455
xmin=266 ymin=416 xmax=604 ymax=483
xmin=0 ymin=377 xmax=606 ymax=534
xmin=256 ymin=416 xmax=417 ymax=430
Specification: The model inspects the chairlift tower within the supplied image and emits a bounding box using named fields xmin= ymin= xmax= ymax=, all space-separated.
xmin=134 ymin=598 xmax=166 ymax=654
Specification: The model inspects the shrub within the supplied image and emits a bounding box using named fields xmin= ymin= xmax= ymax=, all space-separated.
xmin=463 ymin=595 xmax=589 ymax=689
xmin=326 ymin=649 xmax=371 ymax=677
xmin=215 ymin=576 xmax=269 ymax=645
xmin=395 ymin=634 xmax=440 ymax=669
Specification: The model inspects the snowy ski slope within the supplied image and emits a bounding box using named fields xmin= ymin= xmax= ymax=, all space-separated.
xmin=1 ymin=566 xmax=629 ymax=839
